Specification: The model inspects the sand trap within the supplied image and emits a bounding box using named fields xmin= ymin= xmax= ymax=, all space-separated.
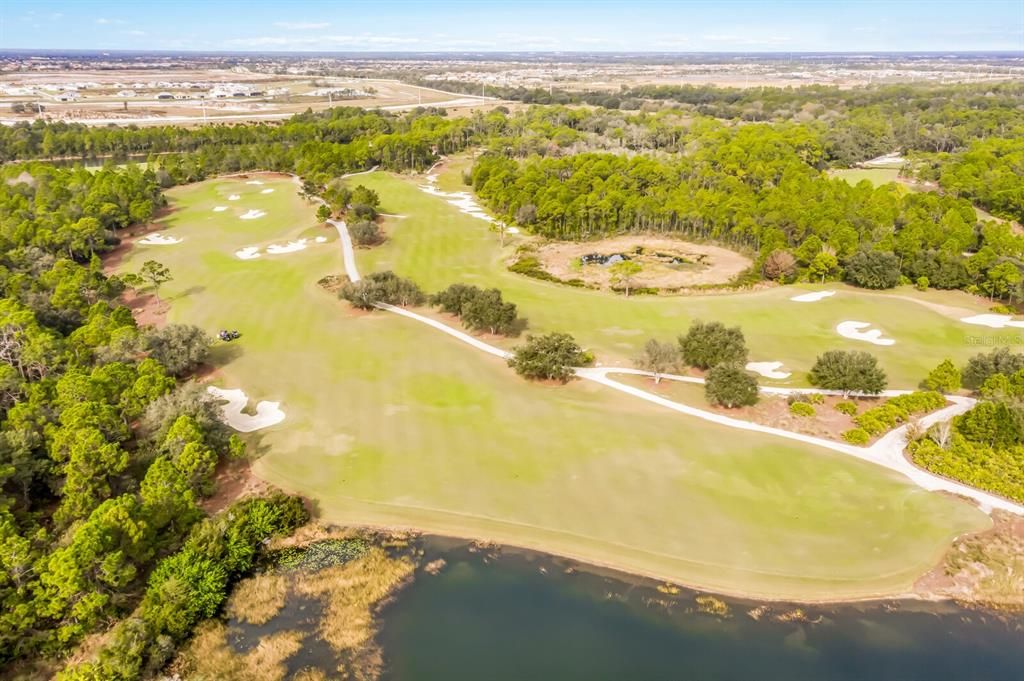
xmin=235 ymin=247 xmax=261 ymax=260
xmin=228 ymin=194 xmax=241 ymax=201
xmin=745 ymin=361 xmax=791 ymax=379
xmin=260 ymin=188 xmax=274 ymax=194
xmin=791 ymin=290 xmax=836 ymax=303
xmin=837 ymin=321 xmax=895 ymax=346
xmin=138 ymin=233 xmax=182 ymax=246
xmin=240 ymin=209 xmax=266 ymax=220
xmin=245 ymin=180 xmax=265 ymax=185
xmin=207 ymin=386 xmax=284 ymax=432
xmin=266 ymin=239 xmax=308 ymax=254
xmin=418 ymin=180 xmax=498 ymax=224
xmin=315 ymin=236 xmax=327 ymax=243
xmin=960 ymin=314 xmax=1024 ymax=329
xmin=213 ymin=206 xmax=228 ymax=212
xmin=506 ymin=226 xmax=521 ymax=234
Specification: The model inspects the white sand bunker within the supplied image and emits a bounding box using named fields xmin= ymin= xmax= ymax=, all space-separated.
xmin=266 ymin=239 xmax=307 ymax=255
xmin=213 ymin=206 xmax=228 ymax=212
xmin=138 ymin=233 xmax=182 ymax=246
xmin=745 ymin=361 xmax=791 ymax=379
xmin=207 ymin=386 xmax=284 ymax=432
xmin=315 ymin=236 xmax=327 ymax=243
xmin=418 ymin=178 xmax=498 ymax=224
xmin=228 ymin=194 xmax=241 ymax=201
xmin=837 ymin=321 xmax=895 ymax=346
xmin=791 ymin=290 xmax=835 ymax=303
xmin=260 ymin=188 xmax=274 ymax=194
xmin=245 ymin=180 xmax=265 ymax=185
xmin=506 ymin=226 xmax=521 ymax=234
xmin=240 ymin=210 xmax=266 ymax=220
xmin=960 ymin=314 xmax=1024 ymax=329
xmin=235 ymin=247 xmax=261 ymax=260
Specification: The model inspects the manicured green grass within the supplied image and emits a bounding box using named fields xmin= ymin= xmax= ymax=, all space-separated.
xmin=116 ymin=174 xmax=990 ymax=600
xmin=355 ymin=171 xmax=992 ymax=388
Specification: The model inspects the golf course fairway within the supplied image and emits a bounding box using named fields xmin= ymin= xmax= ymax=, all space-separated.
xmin=116 ymin=172 xmax=991 ymax=601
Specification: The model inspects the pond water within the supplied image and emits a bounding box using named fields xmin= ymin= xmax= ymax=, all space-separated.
xmin=377 ymin=538 xmax=1024 ymax=681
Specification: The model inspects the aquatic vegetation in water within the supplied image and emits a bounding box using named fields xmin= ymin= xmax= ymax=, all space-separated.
xmin=274 ymin=538 xmax=370 ymax=572
xmin=173 ymin=621 xmax=304 ymax=681
xmin=695 ymin=595 xmax=732 ymax=618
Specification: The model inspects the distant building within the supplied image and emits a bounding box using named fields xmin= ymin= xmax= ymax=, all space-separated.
xmin=155 ymin=92 xmax=174 ymax=100
xmin=55 ymin=91 xmax=79 ymax=102
xmin=117 ymin=90 xmax=136 ymax=98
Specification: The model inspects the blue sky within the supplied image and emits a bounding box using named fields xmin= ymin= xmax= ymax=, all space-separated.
xmin=2 ymin=1 xmax=1023 ymax=52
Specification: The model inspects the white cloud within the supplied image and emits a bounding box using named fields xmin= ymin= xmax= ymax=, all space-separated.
xmin=95 ymin=17 xmax=127 ymax=25
xmin=273 ymin=21 xmax=331 ymax=30
xmin=224 ymin=34 xmax=423 ymax=49
xmin=122 ymin=30 xmax=147 ymax=37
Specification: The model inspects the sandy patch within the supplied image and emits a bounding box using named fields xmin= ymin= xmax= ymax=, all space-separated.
xmin=260 ymin=188 xmax=274 ymax=194
xmin=535 ymin=236 xmax=751 ymax=290
xmin=418 ymin=177 xmax=500 ymax=225
xmin=266 ymin=239 xmax=307 ymax=255
xmin=836 ymin=321 xmax=895 ymax=346
xmin=245 ymin=180 xmax=265 ymax=185
xmin=791 ymin=290 xmax=835 ymax=302
xmin=240 ymin=209 xmax=266 ymax=220
xmin=207 ymin=386 xmax=285 ymax=432
xmin=506 ymin=226 xmax=521 ymax=234
xmin=746 ymin=361 xmax=791 ymax=379
xmin=235 ymin=247 xmax=261 ymax=260
xmin=960 ymin=314 xmax=1024 ymax=329
xmin=213 ymin=206 xmax=228 ymax=212
xmin=228 ymin=194 xmax=240 ymax=201
xmin=138 ymin=233 xmax=182 ymax=245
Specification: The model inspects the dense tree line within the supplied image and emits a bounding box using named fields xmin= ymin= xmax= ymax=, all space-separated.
xmin=0 ymin=155 xmax=305 ymax=675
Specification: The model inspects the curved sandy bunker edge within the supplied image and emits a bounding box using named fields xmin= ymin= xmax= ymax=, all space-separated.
xmin=837 ymin=321 xmax=895 ymax=346
xmin=240 ymin=209 xmax=266 ymax=220
xmin=213 ymin=206 xmax=228 ymax=212
xmin=961 ymin=313 xmax=1024 ymax=329
xmin=139 ymin=233 xmax=182 ymax=245
xmin=746 ymin=361 xmax=791 ymax=379
xmin=228 ymin=194 xmax=241 ymax=201
xmin=207 ymin=386 xmax=284 ymax=432
xmin=791 ymin=290 xmax=836 ymax=302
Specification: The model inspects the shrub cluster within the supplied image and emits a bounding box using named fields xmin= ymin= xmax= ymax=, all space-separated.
xmin=508 ymin=256 xmax=586 ymax=287
xmin=430 ymin=283 xmax=525 ymax=336
xmin=853 ymin=391 xmax=946 ymax=436
xmin=842 ymin=428 xmax=871 ymax=445
xmin=508 ymin=332 xmax=592 ymax=382
xmin=789 ymin=402 xmax=816 ymax=417
xmin=339 ymin=271 xmax=425 ymax=309
xmin=834 ymin=400 xmax=858 ymax=416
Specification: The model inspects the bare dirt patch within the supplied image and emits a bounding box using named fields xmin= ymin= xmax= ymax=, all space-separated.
xmin=534 ymin=236 xmax=751 ymax=290
xmin=635 ymin=376 xmax=872 ymax=442
xmin=121 ymin=290 xmax=169 ymax=328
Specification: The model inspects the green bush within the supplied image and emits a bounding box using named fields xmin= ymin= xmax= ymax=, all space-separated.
xmin=835 ymin=401 xmax=858 ymax=416
xmin=853 ymin=391 xmax=945 ymax=435
xmin=910 ymin=434 xmax=1024 ymax=504
xmin=842 ymin=428 xmax=870 ymax=445
xmin=704 ymin=364 xmax=759 ymax=408
xmin=789 ymin=402 xmax=815 ymax=417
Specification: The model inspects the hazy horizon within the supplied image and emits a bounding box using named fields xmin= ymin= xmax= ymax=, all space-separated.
xmin=2 ymin=0 xmax=1023 ymax=53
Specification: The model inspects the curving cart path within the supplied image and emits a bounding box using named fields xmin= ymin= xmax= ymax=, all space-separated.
xmin=329 ymin=219 xmax=1024 ymax=515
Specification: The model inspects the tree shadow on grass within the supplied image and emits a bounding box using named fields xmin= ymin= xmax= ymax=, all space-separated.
xmin=208 ymin=341 xmax=245 ymax=368
xmin=174 ymin=285 xmax=206 ymax=300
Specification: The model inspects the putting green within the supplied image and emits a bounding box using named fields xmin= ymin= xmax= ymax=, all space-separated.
xmin=353 ymin=171 xmax=992 ymax=388
xmin=117 ymin=173 xmax=989 ymax=600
